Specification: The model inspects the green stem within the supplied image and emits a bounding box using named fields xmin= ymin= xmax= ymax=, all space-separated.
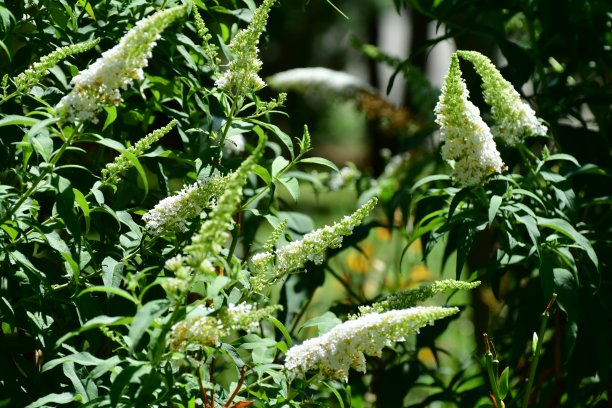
xmin=0 ymin=91 xmax=18 ymax=106
xmin=219 ymin=95 xmax=241 ymax=146
xmin=0 ymin=124 xmax=76 ymax=226
xmin=484 ymin=333 xmax=503 ymax=407
xmin=325 ymin=265 xmax=364 ymax=304
xmin=522 ymin=293 xmax=557 ymax=408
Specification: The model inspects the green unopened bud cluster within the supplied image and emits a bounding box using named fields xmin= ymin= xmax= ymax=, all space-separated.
xmin=192 ymin=6 xmax=220 ymax=68
xmin=358 ymin=279 xmax=481 ymax=314
xmin=250 ymin=197 xmax=378 ymax=291
xmin=102 ymin=120 xmax=177 ymax=184
xmin=215 ymin=0 xmax=276 ymax=94
xmin=13 ymin=38 xmax=100 ymax=93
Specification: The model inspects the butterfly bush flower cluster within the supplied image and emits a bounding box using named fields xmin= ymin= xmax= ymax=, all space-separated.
xmin=457 ymin=51 xmax=547 ymax=145
xmin=102 ymin=120 xmax=177 ymax=185
xmin=164 ymin=139 xmax=265 ymax=281
xmin=215 ymin=0 xmax=276 ymax=94
xmin=284 ymin=306 xmax=459 ymax=381
xmin=13 ymin=38 xmax=100 ymax=94
xmin=142 ymin=175 xmax=228 ymax=235
xmin=250 ymin=197 xmax=378 ymax=291
xmin=170 ymin=302 xmax=281 ymax=351
xmin=267 ymin=67 xmax=376 ymax=99
xmin=434 ymin=54 xmax=505 ymax=186
xmin=56 ymin=5 xmax=186 ymax=122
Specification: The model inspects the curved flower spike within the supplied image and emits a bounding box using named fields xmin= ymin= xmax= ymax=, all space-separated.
xmin=434 ymin=54 xmax=505 ymax=186
xmin=215 ymin=0 xmax=277 ymax=94
xmin=56 ymin=5 xmax=186 ymax=123
xmin=457 ymin=50 xmax=548 ymax=145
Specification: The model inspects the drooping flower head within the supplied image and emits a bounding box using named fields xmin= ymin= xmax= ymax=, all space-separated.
xmin=284 ymin=306 xmax=459 ymax=381
xmin=434 ymin=54 xmax=504 ymax=186
xmin=56 ymin=5 xmax=186 ymax=122
xmin=457 ymin=50 xmax=547 ymax=145
xmin=215 ymin=0 xmax=276 ymax=94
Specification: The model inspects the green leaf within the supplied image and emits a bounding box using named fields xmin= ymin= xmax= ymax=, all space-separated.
xmin=42 ymin=352 xmax=103 ymax=372
xmin=536 ymin=217 xmax=598 ymax=270
xmin=24 ymin=392 xmax=75 ymax=408
xmin=488 ymin=195 xmax=502 ymax=226
xmin=299 ymin=311 xmax=341 ymax=335
xmin=54 ymin=315 xmax=132 ymax=346
xmin=73 ymin=188 xmax=90 ymax=233
xmin=300 ymin=156 xmax=339 ymax=172
xmin=9 ymin=250 xmax=46 ymax=280
xmin=515 ymin=214 xmax=540 ymax=247
xmin=102 ymin=256 xmax=124 ymax=292
xmin=553 ymin=268 xmax=579 ymax=359
xmin=252 ymin=121 xmax=294 ymax=157
xmin=102 ymin=106 xmax=117 ymax=131
xmin=271 ymin=156 xmax=290 ymax=178
xmin=411 ymin=174 xmax=451 ymax=192
xmin=128 ymin=300 xmax=170 ymax=352
xmin=267 ymin=316 xmax=292 ymax=348
xmin=53 ymin=175 xmax=81 ymax=241
xmin=323 ymin=381 xmax=345 ymax=408
xmin=0 ymin=115 xmax=39 ymax=128
xmin=538 ymin=153 xmax=580 ymax=170
xmin=63 ymin=362 xmax=95 ymax=402
xmin=277 ymin=176 xmax=300 ymax=202
xmin=110 ymin=364 xmax=150 ymax=406
xmin=207 ymin=275 xmax=231 ymax=299
xmin=78 ymin=286 xmax=137 ymax=304
xmin=253 ymin=164 xmax=271 ymax=184
xmin=117 ymin=148 xmax=148 ymax=198
xmin=498 ymin=366 xmax=509 ymax=400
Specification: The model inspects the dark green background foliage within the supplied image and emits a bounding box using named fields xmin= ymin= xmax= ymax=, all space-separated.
xmin=0 ymin=0 xmax=610 ymax=407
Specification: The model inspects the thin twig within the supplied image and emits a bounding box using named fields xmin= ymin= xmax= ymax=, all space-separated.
xmin=224 ymin=365 xmax=249 ymax=408
xmin=197 ymin=366 xmax=209 ymax=408
xmin=209 ymin=358 xmax=216 ymax=408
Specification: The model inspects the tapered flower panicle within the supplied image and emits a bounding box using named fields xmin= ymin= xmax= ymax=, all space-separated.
xmin=56 ymin=5 xmax=186 ymax=122
xmin=457 ymin=50 xmax=547 ymax=145
xmin=284 ymin=306 xmax=459 ymax=381
xmin=142 ymin=175 xmax=228 ymax=235
xmin=434 ymin=54 xmax=504 ymax=186
xmin=215 ymin=0 xmax=276 ymax=94
xmin=250 ymin=197 xmax=377 ymax=290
